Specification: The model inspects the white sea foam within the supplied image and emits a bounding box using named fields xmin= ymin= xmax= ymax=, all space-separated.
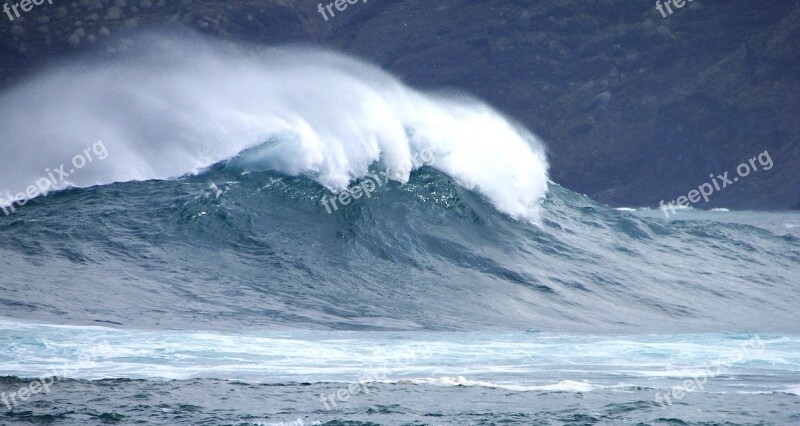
xmin=0 ymin=31 xmax=549 ymax=222
xmin=4 ymin=320 xmax=797 ymax=392
xmin=780 ymin=386 xmax=800 ymax=395
xmin=395 ymin=376 xmax=606 ymax=392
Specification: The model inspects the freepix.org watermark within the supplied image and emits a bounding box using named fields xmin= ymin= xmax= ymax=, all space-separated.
xmin=654 ymin=336 xmax=764 ymax=409
xmin=3 ymin=0 xmax=53 ymax=22
xmin=317 ymin=0 xmax=367 ymax=22
xmin=320 ymin=148 xmax=434 ymax=214
xmin=318 ymin=344 xmax=433 ymax=410
xmin=659 ymin=150 xmax=773 ymax=218
xmin=320 ymin=171 xmax=389 ymax=214
xmin=655 ymin=0 xmax=695 ymax=19
xmin=1 ymin=140 xmax=109 ymax=216
xmin=1 ymin=341 xmax=112 ymax=411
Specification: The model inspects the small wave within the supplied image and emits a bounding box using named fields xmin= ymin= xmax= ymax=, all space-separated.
xmin=738 ymin=387 xmax=800 ymax=396
xmin=239 ymin=420 xmax=322 ymax=426
xmin=393 ymin=377 xmax=611 ymax=392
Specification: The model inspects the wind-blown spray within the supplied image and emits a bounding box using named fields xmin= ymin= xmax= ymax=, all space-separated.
xmin=0 ymin=32 xmax=549 ymax=222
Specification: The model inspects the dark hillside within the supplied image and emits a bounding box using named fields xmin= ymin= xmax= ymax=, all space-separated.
xmin=1 ymin=0 xmax=797 ymax=209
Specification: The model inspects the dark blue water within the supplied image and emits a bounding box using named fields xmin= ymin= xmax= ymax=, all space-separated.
xmin=1 ymin=34 xmax=799 ymax=424
xmin=1 ymin=167 xmax=799 ymax=424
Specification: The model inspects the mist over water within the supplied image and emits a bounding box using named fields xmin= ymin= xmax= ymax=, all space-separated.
xmin=0 ymin=32 xmax=548 ymax=222
xmin=1 ymin=30 xmax=798 ymax=426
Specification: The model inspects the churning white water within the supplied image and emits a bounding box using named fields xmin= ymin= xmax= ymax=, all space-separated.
xmin=0 ymin=32 xmax=549 ymax=221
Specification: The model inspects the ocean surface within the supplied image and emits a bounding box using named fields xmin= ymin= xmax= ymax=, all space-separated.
xmin=1 ymin=33 xmax=799 ymax=425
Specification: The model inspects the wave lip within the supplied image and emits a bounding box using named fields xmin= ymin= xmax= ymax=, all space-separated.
xmin=0 ymin=31 xmax=549 ymax=222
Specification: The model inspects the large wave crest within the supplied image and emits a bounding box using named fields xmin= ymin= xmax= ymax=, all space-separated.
xmin=0 ymin=31 xmax=549 ymax=222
